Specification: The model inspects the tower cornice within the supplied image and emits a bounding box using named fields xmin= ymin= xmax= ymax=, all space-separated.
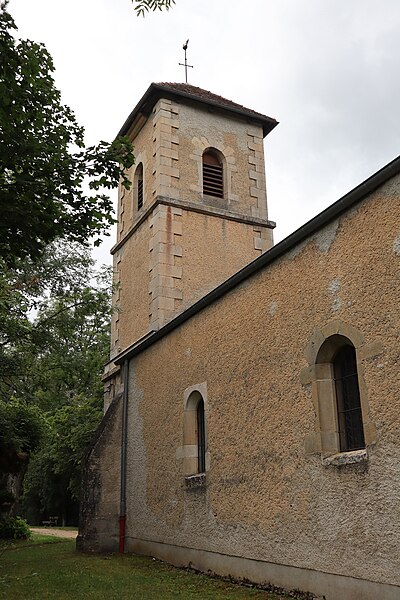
xmin=111 ymin=195 xmax=276 ymax=255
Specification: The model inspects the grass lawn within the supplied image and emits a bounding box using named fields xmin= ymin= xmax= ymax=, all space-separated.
xmin=0 ymin=534 xmax=291 ymax=600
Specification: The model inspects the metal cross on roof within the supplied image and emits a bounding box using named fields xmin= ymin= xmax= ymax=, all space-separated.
xmin=179 ymin=39 xmax=193 ymax=83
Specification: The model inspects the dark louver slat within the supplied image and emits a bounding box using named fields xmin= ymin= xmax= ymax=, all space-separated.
xmin=137 ymin=179 xmax=143 ymax=210
xmin=203 ymin=163 xmax=223 ymax=198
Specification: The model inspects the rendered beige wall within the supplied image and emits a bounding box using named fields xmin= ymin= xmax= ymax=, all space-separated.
xmin=111 ymin=202 xmax=272 ymax=354
xmin=122 ymin=176 xmax=400 ymax=598
xmin=110 ymin=222 xmax=151 ymax=357
xmin=179 ymin=209 xmax=272 ymax=312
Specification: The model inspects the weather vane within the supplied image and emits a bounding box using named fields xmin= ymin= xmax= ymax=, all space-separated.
xmin=179 ymin=39 xmax=193 ymax=83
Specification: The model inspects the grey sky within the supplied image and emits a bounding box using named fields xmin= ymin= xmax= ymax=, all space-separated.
xmin=10 ymin=0 xmax=400 ymax=263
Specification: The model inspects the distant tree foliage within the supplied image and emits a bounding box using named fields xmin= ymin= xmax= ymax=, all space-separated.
xmin=0 ymin=243 xmax=111 ymax=524
xmin=0 ymin=1 xmax=134 ymax=265
xmin=133 ymin=0 xmax=175 ymax=17
xmin=0 ymin=399 xmax=44 ymax=476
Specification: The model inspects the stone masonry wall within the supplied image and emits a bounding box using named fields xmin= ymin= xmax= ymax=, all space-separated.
xmin=151 ymin=99 xmax=180 ymax=200
xmin=149 ymin=204 xmax=183 ymax=331
xmin=77 ymin=393 xmax=122 ymax=553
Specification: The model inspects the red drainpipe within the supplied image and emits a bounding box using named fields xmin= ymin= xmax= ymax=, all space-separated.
xmin=119 ymin=515 xmax=126 ymax=554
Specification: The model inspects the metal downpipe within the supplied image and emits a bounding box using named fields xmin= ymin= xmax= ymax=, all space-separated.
xmin=119 ymin=359 xmax=129 ymax=553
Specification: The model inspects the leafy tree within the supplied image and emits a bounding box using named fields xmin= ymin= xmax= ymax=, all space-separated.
xmin=16 ymin=247 xmax=111 ymax=411
xmin=0 ymin=1 xmax=134 ymax=265
xmin=0 ymin=244 xmax=112 ymax=524
xmin=0 ymin=398 xmax=44 ymax=476
xmin=133 ymin=0 xmax=175 ymax=17
xmin=0 ymin=398 xmax=45 ymax=519
xmin=23 ymin=395 xmax=103 ymax=524
xmin=0 ymin=0 xmax=175 ymax=526
xmin=0 ymin=243 xmax=105 ymax=398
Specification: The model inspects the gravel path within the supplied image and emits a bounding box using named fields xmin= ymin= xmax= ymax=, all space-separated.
xmin=31 ymin=527 xmax=77 ymax=539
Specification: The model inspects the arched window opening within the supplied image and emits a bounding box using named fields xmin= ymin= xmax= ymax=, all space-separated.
xmin=303 ymin=324 xmax=377 ymax=461
xmin=134 ymin=163 xmax=144 ymax=211
xmin=333 ymin=345 xmax=365 ymax=452
xmin=183 ymin=388 xmax=207 ymax=479
xmin=197 ymin=399 xmax=206 ymax=473
xmin=203 ymin=150 xmax=223 ymax=198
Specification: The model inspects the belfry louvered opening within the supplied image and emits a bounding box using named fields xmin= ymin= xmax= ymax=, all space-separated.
xmin=203 ymin=151 xmax=223 ymax=198
xmin=135 ymin=163 xmax=144 ymax=211
xmin=137 ymin=179 xmax=143 ymax=210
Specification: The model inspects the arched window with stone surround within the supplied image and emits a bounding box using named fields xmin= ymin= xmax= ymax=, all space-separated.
xmin=183 ymin=389 xmax=207 ymax=477
xmin=314 ymin=335 xmax=366 ymax=455
xmin=202 ymin=149 xmax=224 ymax=198
xmin=301 ymin=322 xmax=380 ymax=463
xmin=134 ymin=162 xmax=144 ymax=211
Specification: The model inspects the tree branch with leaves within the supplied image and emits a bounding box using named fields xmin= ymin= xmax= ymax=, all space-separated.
xmin=133 ymin=0 xmax=175 ymax=17
xmin=0 ymin=1 xmax=134 ymax=266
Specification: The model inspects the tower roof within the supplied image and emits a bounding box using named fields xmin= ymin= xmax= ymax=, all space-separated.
xmin=118 ymin=82 xmax=278 ymax=138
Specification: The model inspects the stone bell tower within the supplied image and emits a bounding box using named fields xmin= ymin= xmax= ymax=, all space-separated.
xmin=103 ymin=82 xmax=277 ymax=399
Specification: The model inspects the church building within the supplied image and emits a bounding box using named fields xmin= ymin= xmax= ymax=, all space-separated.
xmin=78 ymin=82 xmax=400 ymax=600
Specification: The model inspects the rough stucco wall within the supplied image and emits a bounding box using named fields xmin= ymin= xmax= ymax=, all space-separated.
xmin=114 ymin=223 xmax=151 ymax=353
xmin=124 ymin=176 xmax=400 ymax=590
xmin=78 ymin=394 xmax=122 ymax=553
xmin=180 ymin=210 xmax=270 ymax=310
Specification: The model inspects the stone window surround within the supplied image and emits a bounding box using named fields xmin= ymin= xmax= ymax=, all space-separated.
xmin=301 ymin=320 xmax=382 ymax=464
xmin=178 ymin=382 xmax=209 ymax=487
xmin=190 ymin=137 xmax=238 ymax=206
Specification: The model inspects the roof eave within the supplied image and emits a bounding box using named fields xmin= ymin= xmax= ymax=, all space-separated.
xmin=117 ymin=83 xmax=278 ymax=139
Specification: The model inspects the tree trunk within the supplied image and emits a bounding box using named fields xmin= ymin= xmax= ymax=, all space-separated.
xmin=6 ymin=452 xmax=29 ymax=516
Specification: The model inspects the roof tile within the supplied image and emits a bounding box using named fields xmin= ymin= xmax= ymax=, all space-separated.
xmin=157 ymin=82 xmax=274 ymax=121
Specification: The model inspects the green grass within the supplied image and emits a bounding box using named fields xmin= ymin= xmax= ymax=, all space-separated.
xmin=0 ymin=535 xmax=290 ymax=600
xmin=0 ymin=532 xmax=62 ymax=552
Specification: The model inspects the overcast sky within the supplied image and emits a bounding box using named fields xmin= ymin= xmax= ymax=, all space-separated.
xmin=9 ymin=0 xmax=400 ymax=265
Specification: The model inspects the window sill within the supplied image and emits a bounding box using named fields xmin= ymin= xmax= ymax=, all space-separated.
xmin=322 ymin=448 xmax=367 ymax=467
xmin=185 ymin=473 xmax=206 ymax=489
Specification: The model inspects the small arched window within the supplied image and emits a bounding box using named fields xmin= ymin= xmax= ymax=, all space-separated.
xmin=333 ymin=344 xmax=365 ymax=452
xmin=134 ymin=163 xmax=144 ymax=211
xmin=183 ymin=389 xmax=207 ymax=477
xmin=196 ymin=398 xmax=206 ymax=473
xmin=202 ymin=150 xmax=223 ymax=198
